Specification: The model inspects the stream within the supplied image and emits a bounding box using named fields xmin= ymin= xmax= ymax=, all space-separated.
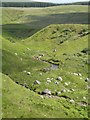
xmin=50 ymin=64 xmax=59 ymax=70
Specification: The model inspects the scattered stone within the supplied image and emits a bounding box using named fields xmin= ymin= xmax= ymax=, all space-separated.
xmin=70 ymin=99 xmax=75 ymax=103
xmin=85 ymin=78 xmax=90 ymax=82
xmin=78 ymin=73 xmax=82 ymax=76
xmin=57 ymin=76 xmax=63 ymax=81
xmin=55 ymin=81 xmax=59 ymax=84
xmin=68 ymin=82 xmax=71 ymax=85
xmin=73 ymin=73 xmax=78 ymax=76
xmin=34 ymin=80 xmax=41 ymax=85
xmin=51 ymin=78 xmax=54 ymax=80
xmin=64 ymin=82 xmax=69 ymax=86
xmin=53 ymin=49 xmax=57 ymax=52
xmin=42 ymin=89 xmax=51 ymax=95
xmin=23 ymin=70 xmax=27 ymax=73
xmin=40 ymin=95 xmax=44 ymax=99
xmin=57 ymin=92 xmax=61 ymax=95
xmin=27 ymin=72 xmax=31 ymax=75
xmin=20 ymin=58 xmax=23 ymax=61
xmin=67 ymin=89 xmax=70 ymax=92
xmin=27 ymin=48 xmax=31 ymax=50
xmin=15 ymin=53 xmax=17 ymax=56
xmin=40 ymin=73 xmax=42 ymax=76
xmin=48 ymin=96 xmax=52 ymax=98
xmin=70 ymin=89 xmax=75 ymax=92
xmin=47 ymin=80 xmax=51 ymax=83
xmin=83 ymin=97 xmax=86 ymax=100
xmin=61 ymin=89 xmax=66 ymax=93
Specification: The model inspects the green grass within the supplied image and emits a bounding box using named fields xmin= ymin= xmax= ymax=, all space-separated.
xmin=2 ymin=74 xmax=88 ymax=118
xmin=2 ymin=5 xmax=88 ymax=42
xmin=2 ymin=6 xmax=90 ymax=118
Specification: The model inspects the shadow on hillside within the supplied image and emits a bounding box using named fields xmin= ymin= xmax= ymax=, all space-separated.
xmin=2 ymin=12 xmax=89 ymax=40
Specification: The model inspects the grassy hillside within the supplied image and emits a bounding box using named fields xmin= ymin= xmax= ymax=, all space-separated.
xmin=2 ymin=5 xmax=88 ymax=42
xmin=2 ymin=6 xmax=90 ymax=118
xmin=2 ymin=73 xmax=88 ymax=118
xmin=2 ymin=23 xmax=89 ymax=118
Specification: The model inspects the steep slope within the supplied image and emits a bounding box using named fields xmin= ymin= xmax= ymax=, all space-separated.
xmin=2 ymin=24 xmax=89 ymax=118
xmin=2 ymin=73 xmax=88 ymax=118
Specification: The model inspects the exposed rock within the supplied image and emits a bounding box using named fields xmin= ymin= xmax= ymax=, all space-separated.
xmin=23 ymin=70 xmax=27 ymax=73
xmin=27 ymin=72 xmax=31 ymax=75
xmin=85 ymin=78 xmax=90 ymax=82
xmin=83 ymin=97 xmax=86 ymax=100
xmin=53 ymin=49 xmax=57 ymax=52
xmin=61 ymin=89 xmax=66 ymax=93
xmin=73 ymin=73 xmax=78 ymax=76
xmin=78 ymin=73 xmax=82 ymax=76
xmin=55 ymin=81 xmax=59 ymax=84
xmin=64 ymin=82 xmax=69 ymax=86
xmin=40 ymin=73 xmax=42 ymax=76
xmin=70 ymin=89 xmax=75 ymax=92
xmin=34 ymin=80 xmax=41 ymax=85
xmin=40 ymin=95 xmax=44 ymax=99
xmin=70 ymin=99 xmax=75 ymax=103
xmin=47 ymin=80 xmax=51 ymax=83
xmin=15 ymin=53 xmax=17 ymax=56
xmin=27 ymin=48 xmax=31 ymax=50
xmin=67 ymin=89 xmax=70 ymax=92
xmin=57 ymin=76 xmax=63 ymax=81
xmin=42 ymin=89 xmax=51 ymax=95
xmin=57 ymin=92 xmax=61 ymax=95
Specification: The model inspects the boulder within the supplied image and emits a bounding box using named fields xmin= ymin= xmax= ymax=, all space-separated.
xmin=85 ymin=78 xmax=90 ymax=82
xmin=78 ymin=73 xmax=82 ymax=76
xmin=61 ymin=89 xmax=66 ymax=93
xmin=34 ymin=80 xmax=41 ymax=85
xmin=27 ymin=72 xmax=31 ymax=75
xmin=65 ymin=82 xmax=69 ymax=86
xmin=57 ymin=76 xmax=62 ymax=81
xmin=42 ymin=89 xmax=51 ymax=95
xmin=55 ymin=81 xmax=59 ymax=84
xmin=47 ymin=80 xmax=51 ymax=83
xmin=70 ymin=99 xmax=75 ymax=103
xmin=15 ymin=53 xmax=17 ymax=56
xmin=73 ymin=73 xmax=78 ymax=76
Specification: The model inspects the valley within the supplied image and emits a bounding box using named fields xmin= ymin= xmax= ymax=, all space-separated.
xmin=1 ymin=5 xmax=90 ymax=118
